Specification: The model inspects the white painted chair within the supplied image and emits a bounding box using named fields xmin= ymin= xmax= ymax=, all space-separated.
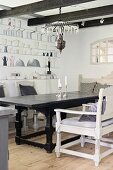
xmin=54 ymin=86 xmax=113 ymax=166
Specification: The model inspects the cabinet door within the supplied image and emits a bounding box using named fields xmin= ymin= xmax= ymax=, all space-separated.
xmin=34 ymin=79 xmax=58 ymax=94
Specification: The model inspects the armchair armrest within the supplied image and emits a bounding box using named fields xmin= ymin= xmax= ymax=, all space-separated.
xmin=54 ymin=108 xmax=96 ymax=116
xmin=54 ymin=109 xmax=97 ymax=127
xmin=54 ymin=109 xmax=97 ymax=129
xmin=82 ymin=103 xmax=95 ymax=107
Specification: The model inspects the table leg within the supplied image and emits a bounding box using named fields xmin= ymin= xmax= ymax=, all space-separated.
xmin=15 ymin=106 xmax=23 ymax=145
xmin=45 ymin=108 xmax=55 ymax=153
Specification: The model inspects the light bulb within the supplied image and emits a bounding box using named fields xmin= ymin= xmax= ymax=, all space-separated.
xmin=100 ymin=18 xmax=104 ymax=24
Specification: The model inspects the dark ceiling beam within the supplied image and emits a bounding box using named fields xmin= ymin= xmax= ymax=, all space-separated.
xmin=77 ymin=17 xmax=113 ymax=29
xmin=28 ymin=5 xmax=113 ymax=26
xmin=0 ymin=0 xmax=95 ymax=19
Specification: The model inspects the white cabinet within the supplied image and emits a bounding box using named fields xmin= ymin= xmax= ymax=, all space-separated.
xmin=34 ymin=79 xmax=58 ymax=94
xmin=0 ymin=79 xmax=58 ymax=97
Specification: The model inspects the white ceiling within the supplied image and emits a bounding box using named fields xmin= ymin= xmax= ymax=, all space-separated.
xmin=0 ymin=0 xmax=43 ymax=8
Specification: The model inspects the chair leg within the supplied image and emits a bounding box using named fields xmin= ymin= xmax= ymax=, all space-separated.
xmin=94 ymin=139 xmax=100 ymax=167
xmin=33 ymin=110 xmax=38 ymax=131
xmin=22 ymin=110 xmax=28 ymax=132
xmin=80 ymin=135 xmax=85 ymax=147
xmin=55 ymin=132 xmax=61 ymax=158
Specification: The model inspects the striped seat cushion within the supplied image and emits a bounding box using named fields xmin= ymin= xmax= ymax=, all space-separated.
xmin=79 ymin=100 xmax=106 ymax=122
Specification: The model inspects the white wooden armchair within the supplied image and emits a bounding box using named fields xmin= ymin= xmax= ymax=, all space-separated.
xmin=54 ymin=86 xmax=113 ymax=166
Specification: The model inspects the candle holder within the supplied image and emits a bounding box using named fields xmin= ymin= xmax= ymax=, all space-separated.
xmin=56 ymin=86 xmax=62 ymax=99
xmin=63 ymin=85 xmax=68 ymax=98
xmin=47 ymin=58 xmax=51 ymax=74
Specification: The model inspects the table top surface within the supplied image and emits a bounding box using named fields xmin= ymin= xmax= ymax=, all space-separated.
xmin=0 ymin=91 xmax=98 ymax=108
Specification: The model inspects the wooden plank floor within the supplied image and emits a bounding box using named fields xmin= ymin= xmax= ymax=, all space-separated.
xmin=8 ymin=133 xmax=113 ymax=170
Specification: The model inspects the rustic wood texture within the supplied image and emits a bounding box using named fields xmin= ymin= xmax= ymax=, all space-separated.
xmin=0 ymin=0 xmax=95 ymax=19
xmin=9 ymin=133 xmax=113 ymax=170
xmin=0 ymin=92 xmax=97 ymax=108
xmin=28 ymin=5 xmax=113 ymax=26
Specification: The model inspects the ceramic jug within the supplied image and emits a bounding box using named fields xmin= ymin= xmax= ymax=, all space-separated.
xmin=2 ymin=56 xmax=8 ymax=66
xmin=4 ymin=46 xmax=8 ymax=53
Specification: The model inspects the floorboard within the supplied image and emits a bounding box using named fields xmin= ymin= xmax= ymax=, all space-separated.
xmin=8 ymin=132 xmax=113 ymax=170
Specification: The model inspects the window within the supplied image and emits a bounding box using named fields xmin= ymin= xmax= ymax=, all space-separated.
xmin=91 ymin=38 xmax=113 ymax=64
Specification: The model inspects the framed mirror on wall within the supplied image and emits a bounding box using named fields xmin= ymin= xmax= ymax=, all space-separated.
xmin=90 ymin=37 xmax=113 ymax=64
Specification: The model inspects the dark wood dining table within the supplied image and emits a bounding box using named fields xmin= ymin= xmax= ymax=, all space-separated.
xmin=0 ymin=91 xmax=98 ymax=153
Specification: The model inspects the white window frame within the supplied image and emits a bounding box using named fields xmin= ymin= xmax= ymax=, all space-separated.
xmin=90 ymin=37 xmax=113 ymax=64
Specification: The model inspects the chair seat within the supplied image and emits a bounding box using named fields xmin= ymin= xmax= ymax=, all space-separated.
xmin=62 ymin=117 xmax=113 ymax=128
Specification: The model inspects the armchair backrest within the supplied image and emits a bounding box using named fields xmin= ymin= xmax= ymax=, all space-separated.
xmin=100 ymin=86 xmax=113 ymax=121
xmin=19 ymin=84 xmax=37 ymax=96
xmin=0 ymin=82 xmax=9 ymax=97
xmin=0 ymin=84 xmax=5 ymax=97
xmin=96 ymin=86 xmax=113 ymax=136
xmin=16 ymin=81 xmax=36 ymax=96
